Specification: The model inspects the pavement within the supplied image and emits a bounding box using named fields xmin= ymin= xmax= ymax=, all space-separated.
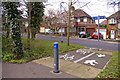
xmin=2 ymin=62 xmax=78 ymax=78
xmin=2 ymin=48 xmax=113 ymax=79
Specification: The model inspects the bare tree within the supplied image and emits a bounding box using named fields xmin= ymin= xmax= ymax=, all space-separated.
xmin=107 ymin=0 xmax=120 ymax=11
xmin=42 ymin=9 xmax=62 ymax=33
xmin=67 ymin=0 xmax=90 ymax=46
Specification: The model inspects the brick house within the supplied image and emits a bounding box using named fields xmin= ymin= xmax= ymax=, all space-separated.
xmin=60 ymin=6 xmax=97 ymax=36
xmin=106 ymin=10 xmax=120 ymax=39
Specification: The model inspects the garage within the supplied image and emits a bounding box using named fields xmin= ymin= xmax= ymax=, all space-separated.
xmin=96 ymin=28 xmax=106 ymax=39
xmin=86 ymin=28 xmax=95 ymax=36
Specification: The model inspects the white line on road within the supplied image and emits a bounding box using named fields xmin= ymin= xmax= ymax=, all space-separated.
xmin=74 ymin=52 xmax=95 ymax=63
xmin=103 ymin=59 xmax=111 ymax=69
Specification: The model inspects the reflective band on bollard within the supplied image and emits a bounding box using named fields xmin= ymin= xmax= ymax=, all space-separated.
xmin=53 ymin=42 xmax=59 ymax=73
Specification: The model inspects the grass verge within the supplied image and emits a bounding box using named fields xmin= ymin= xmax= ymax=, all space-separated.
xmin=97 ymin=52 xmax=120 ymax=79
xmin=2 ymin=35 xmax=84 ymax=63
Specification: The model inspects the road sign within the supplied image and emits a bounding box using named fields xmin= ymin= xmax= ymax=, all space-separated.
xmin=92 ymin=16 xmax=106 ymax=20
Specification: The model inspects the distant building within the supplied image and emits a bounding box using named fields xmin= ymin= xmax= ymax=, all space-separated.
xmin=39 ymin=15 xmax=50 ymax=33
xmin=100 ymin=20 xmax=107 ymax=25
xmin=59 ymin=6 xmax=97 ymax=36
xmin=106 ymin=10 xmax=120 ymax=39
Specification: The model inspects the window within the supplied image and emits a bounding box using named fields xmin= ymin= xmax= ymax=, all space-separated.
xmin=80 ymin=31 xmax=85 ymax=34
xmin=118 ymin=29 xmax=120 ymax=36
xmin=118 ymin=23 xmax=120 ymax=29
xmin=93 ymin=32 xmax=98 ymax=35
xmin=84 ymin=17 xmax=87 ymax=22
xmin=80 ymin=18 xmax=84 ymax=22
xmin=109 ymin=18 xmax=116 ymax=24
xmin=91 ymin=20 xmax=93 ymax=24
xmin=77 ymin=18 xmax=80 ymax=22
xmin=74 ymin=17 xmax=77 ymax=22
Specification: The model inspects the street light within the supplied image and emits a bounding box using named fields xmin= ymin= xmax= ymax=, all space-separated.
xmin=60 ymin=2 xmax=66 ymax=43
xmin=60 ymin=2 xmax=63 ymax=43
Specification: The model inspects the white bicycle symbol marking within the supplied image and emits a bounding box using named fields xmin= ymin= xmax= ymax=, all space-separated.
xmin=60 ymin=54 xmax=75 ymax=60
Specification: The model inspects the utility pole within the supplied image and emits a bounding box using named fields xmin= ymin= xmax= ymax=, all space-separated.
xmin=67 ymin=0 xmax=72 ymax=46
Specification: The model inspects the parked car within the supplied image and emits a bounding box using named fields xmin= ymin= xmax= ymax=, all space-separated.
xmin=46 ymin=30 xmax=55 ymax=34
xmin=92 ymin=32 xmax=103 ymax=39
xmin=78 ymin=31 xmax=90 ymax=38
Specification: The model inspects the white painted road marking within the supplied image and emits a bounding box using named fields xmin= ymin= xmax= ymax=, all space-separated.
xmin=59 ymin=54 xmax=67 ymax=59
xmin=84 ymin=60 xmax=98 ymax=66
xmin=60 ymin=54 xmax=75 ymax=60
xmin=96 ymin=54 xmax=106 ymax=58
xmin=74 ymin=52 xmax=95 ymax=63
xmin=103 ymin=59 xmax=111 ymax=69
xmin=76 ymin=49 xmax=89 ymax=54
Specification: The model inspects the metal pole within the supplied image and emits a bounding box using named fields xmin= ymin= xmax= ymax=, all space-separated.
xmin=60 ymin=3 xmax=63 ymax=43
xmin=53 ymin=42 xmax=59 ymax=73
xmin=98 ymin=16 xmax=100 ymax=51
xmin=118 ymin=2 xmax=120 ymax=11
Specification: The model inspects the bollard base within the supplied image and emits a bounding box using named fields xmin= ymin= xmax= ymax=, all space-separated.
xmin=50 ymin=71 xmax=62 ymax=74
xmin=61 ymin=41 xmax=63 ymax=43
xmin=53 ymin=70 xmax=60 ymax=73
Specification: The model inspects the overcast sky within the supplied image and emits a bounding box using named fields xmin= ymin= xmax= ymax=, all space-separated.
xmin=44 ymin=0 xmax=119 ymax=23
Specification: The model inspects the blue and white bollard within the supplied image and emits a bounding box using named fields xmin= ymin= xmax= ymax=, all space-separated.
xmin=53 ymin=42 xmax=59 ymax=73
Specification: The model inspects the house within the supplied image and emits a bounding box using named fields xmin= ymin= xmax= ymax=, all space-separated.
xmin=106 ymin=10 xmax=120 ymax=39
xmin=101 ymin=20 xmax=107 ymax=25
xmin=100 ymin=20 xmax=107 ymax=28
xmin=59 ymin=6 xmax=97 ymax=36
xmin=39 ymin=15 xmax=51 ymax=33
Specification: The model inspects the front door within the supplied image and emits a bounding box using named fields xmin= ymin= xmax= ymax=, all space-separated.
xmin=110 ymin=30 xmax=115 ymax=39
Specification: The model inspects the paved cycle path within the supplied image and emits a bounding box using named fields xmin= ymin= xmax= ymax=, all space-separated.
xmin=33 ymin=49 xmax=112 ymax=78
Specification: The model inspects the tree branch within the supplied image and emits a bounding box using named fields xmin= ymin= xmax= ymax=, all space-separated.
xmin=78 ymin=2 xmax=91 ymax=9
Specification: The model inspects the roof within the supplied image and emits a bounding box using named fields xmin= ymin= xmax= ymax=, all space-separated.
xmin=107 ymin=10 xmax=120 ymax=19
xmin=100 ymin=20 xmax=107 ymax=25
xmin=72 ymin=9 xmax=92 ymax=18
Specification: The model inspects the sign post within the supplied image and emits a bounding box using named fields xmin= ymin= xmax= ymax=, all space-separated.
xmin=53 ymin=42 xmax=59 ymax=73
xmin=92 ymin=16 xmax=106 ymax=51
xmin=98 ymin=16 xmax=100 ymax=51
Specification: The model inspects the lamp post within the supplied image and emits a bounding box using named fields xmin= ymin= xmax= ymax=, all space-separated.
xmin=60 ymin=2 xmax=67 ymax=43
xmin=59 ymin=1 xmax=71 ymax=45
xmin=60 ymin=2 xmax=63 ymax=43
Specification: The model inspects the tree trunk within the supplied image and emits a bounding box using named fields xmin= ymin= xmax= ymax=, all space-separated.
xmin=31 ymin=28 xmax=36 ymax=40
xmin=11 ymin=19 xmax=24 ymax=59
xmin=27 ymin=2 xmax=31 ymax=51
xmin=67 ymin=0 xmax=72 ymax=46
xmin=6 ymin=27 xmax=9 ymax=38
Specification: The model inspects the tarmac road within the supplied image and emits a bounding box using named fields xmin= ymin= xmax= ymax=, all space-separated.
xmin=35 ymin=34 xmax=119 ymax=51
